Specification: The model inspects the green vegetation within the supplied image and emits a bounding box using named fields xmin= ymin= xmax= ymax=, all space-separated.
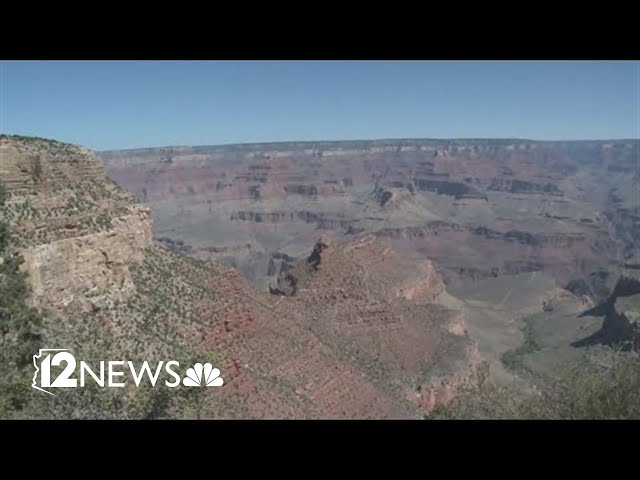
xmin=427 ymin=351 xmax=640 ymax=419
xmin=501 ymin=317 xmax=541 ymax=371
xmin=0 ymin=184 xmax=44 ymax=417
xmin=428 ymin=313 xmax=640 ymax=419
xmin=1 ymin=134 xmax=55 ymax=144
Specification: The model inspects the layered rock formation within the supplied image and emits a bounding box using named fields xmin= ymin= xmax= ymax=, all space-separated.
xmin=1 ymin=135 xmax=153 ymax=316
xmin=268 ymin=235 xmax=487 ymax=414
xmin=101 ymin=139 xmax=638 ymax=304
xmin=1 ymin=134 xmax=485 ymax=418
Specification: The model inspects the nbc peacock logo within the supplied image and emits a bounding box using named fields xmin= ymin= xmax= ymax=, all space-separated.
xmin=182 ymin=362 xmax=224 ymax=387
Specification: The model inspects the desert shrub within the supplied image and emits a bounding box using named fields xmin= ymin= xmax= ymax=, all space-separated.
xmin=428 ymin=351 xmax=640 ymax=419
xmin=0 ymin=184 xmax=44 ymax=417
xmin=501 ymin=318 xmax=540 ymax=371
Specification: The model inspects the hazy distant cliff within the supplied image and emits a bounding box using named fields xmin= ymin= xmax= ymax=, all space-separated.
xmin=101 ymin=138 xmax=639 ymax=303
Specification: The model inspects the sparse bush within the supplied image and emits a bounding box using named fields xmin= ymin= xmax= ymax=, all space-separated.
xmin=428 ymin=351 xmax=640 ymax=419
xmin=0 ymin=184 xmax=44 ymax=417
xmin=501 ymin=319 xmax=541 ymax=371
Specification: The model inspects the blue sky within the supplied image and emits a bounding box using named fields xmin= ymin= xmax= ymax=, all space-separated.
xmin=1 ymin=61 xmax=638 ymax=150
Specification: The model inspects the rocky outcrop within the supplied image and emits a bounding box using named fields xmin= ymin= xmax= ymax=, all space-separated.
xmin=268 ymin=234 xmax=485 ymax=414
xmin=574 ymin=269 xmax=640 ymax=351
xmin=374 ymin=187 xmax=394 ymax=207
xmin=306 ymin=236 xmax=330 ymax=271
xmin=0 ymin=136 xmax=105 ymax=195
xmin=0 ymin=135 xmax=153 ymax=317
xmin=20 ymin=205 xmax=152 ymax=316
xmin=396 ymin=260 xmax=445 ymax=303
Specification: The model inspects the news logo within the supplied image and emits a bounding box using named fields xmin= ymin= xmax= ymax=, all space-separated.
xmin=32 ymin=349 xmax=223 ymax=396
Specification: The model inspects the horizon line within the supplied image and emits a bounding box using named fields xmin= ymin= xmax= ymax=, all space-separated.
xmin=2 ymin=133 xmax=638 ymax=153
xmin=95 ymin=136 xmax=640 ymax=153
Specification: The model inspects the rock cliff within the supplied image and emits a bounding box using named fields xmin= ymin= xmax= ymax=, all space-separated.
xmin=574 ymin=265 xmax=640 ymax=351
xmin=1 ymin=135 xmax=485 ymax=418
xmin=1 ymin=135 xmax=153 ymax=316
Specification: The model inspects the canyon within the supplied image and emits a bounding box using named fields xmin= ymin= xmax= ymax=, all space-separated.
xmin=101 ymin=139 xmax=638 ymax=297
xmin=1 ymin=135 xmax=637 ymax=418
xmin=101 ymin=139 xmax=639 ymax=364
xmin=1 ymin=135 xmax=490 ymax=418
